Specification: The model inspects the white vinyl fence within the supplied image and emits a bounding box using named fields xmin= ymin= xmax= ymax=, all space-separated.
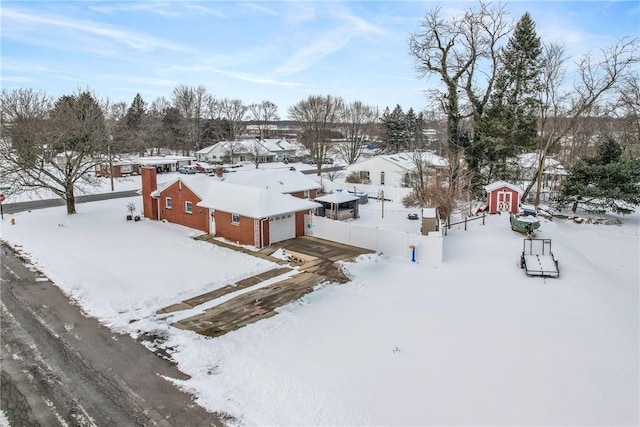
xmin=306 ymin=215 xmax=443 ymax=265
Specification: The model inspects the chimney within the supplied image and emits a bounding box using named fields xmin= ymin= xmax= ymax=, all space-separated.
xmin=141 ymin=166 xmax=158 ymax=220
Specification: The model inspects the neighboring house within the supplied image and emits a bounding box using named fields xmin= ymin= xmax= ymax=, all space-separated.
xmin=258 ymin=138 xmax=298 ymax=162
xmin=345 ymin=152 xmax=448 ymax=187
xmin=195 ymin=142 xmax=234 ymax=163
xmin=95 ymin=159 xmax=137 ymax=177
xmin=196 ymin=139 xmax=299 ymax=164
xmin=215 ymin=168 xmax=321 ymax=199
xmin=484 ymin=181 xmax=522 ymax=214
xmin=141 ymin=167 xmax=321 ymax=248
xmin=509 ymin=152 xmax=567 ymax=197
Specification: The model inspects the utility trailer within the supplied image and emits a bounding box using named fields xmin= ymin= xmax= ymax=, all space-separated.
xmin=519 ymin=238 xmax=559 ymax=278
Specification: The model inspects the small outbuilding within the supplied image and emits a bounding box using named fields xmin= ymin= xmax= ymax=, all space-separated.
xmin=421 ymin=208 xmax=440 ymax=235
xmin=484 ymin=181 xmax=522 ymax=214
xmin=314 ymin=191 xmax=359 ymax=220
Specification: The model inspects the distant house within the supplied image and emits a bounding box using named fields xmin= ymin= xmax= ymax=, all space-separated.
xmin=257 ymin=139 xmax=298 ymax=162
xmin=510 ymin=153 xmax=567 ymax=198
xmin=95 ymin=155 xmax=194 ymax=176
xmin=345 ymin=152 xmax=448 ymax=187
xmin=95 ymin=159 xmax=138 ymax=177
xmin=196 ymin=139 xmax=299 ymax=164
xmin=141 ymin=167 xmax=321 ymax=248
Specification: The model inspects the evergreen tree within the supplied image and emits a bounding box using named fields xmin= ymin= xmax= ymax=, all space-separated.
xmin=124 ymin=93 xmax=146 ymax=130
xmin=381 ymin=105 xmax=409 ymax=153
xmin=468 ymin=13 xmax=543 ymax=190
xmin=557 ymin=138 xmax=640 ymax=214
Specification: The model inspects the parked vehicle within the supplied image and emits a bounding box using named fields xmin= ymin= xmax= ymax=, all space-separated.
xmin=178 ymin=165 xmax=196 ymax=174
xmin=194 ymin=163 xmax=214 ymax=173
xmin=510 ymin=213 xmax=540 ymax=235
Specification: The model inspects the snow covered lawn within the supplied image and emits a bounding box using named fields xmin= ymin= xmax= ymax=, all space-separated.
xmin=1 ymin=196 xmax=638 ymax=426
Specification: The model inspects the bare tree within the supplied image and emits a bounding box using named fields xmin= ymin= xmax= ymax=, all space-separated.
xmin=522 ymin=37 xmax=639 ymax=204
xmin=246 ymin=139 xmax=268 ymax=169
xmin=248 ymin=100 xmax=279 ymax=139
xmin=0 ymin=89 xmax=107 ymax=214
xmin=615 ymin=73 xmax=640 ymax=157
xmin=409 ymin=2 xmax=511 ymax=154
xmin=336 ymin=101 xmax=378 ymax=164
xmin=145 ymin=96 xmax=171 ymax=155
xmin=289 ymin=95 xmax=344 ymax=175
xmin=171 ymin=84 xmax=211 ymax=154
xmin=219 ymin=98 xmax=248 ymax=140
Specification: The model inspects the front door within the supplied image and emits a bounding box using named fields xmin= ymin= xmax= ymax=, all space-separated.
xmin=497 ymin=191 xmax=512 ymax=212
xmin=210 ymin=211 xmax=216 ymax=235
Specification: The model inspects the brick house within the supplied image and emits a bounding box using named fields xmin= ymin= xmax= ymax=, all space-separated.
xmin=142 ymin=167 xmax=321 ymax=248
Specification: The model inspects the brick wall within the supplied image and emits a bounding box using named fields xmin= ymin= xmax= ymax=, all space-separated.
xmin=289 ymin=189 xmax=317 ymax=199
xmin=214 ymin=211 xmax=257 ymax=246
xmin=158 ymin=181 xmax=209 ymax=233
xmin=295 ymin=211 xmax=308 ymax=237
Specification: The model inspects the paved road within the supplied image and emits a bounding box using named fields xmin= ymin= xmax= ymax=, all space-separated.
xmin=1 ymin=189 xmax=141 ymax=215
xmin=0 ymin=243 xmax=225 ymax=426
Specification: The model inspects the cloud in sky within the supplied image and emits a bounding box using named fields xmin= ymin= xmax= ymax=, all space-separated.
xmin=2 ymin=7 xmax=187 ymax=52
xmin=1 ymin=1 xmax=637 ymax=113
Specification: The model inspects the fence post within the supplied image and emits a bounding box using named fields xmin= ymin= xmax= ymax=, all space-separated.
xmin=464 ymin=216 xmax=467 ymax=231
xmin=482 ymin=212 xmax=486 ymax=225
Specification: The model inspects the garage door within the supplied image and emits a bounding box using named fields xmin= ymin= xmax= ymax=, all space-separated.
xmin=269 ymin=213 xmax=295 ymax=243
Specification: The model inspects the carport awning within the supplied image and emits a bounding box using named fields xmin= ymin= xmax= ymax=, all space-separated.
xmin=314 ymin=192 xmax=359 ymax=204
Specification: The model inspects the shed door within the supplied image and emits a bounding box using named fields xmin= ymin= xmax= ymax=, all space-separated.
xmin=497 ymin=191 xmax=512 ymax=212
xmin=269 ymin=213 xmax=295 ymax=243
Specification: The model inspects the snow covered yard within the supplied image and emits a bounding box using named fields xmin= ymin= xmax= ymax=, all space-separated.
xmin=1 ymin=196 xmax=638 ymax=426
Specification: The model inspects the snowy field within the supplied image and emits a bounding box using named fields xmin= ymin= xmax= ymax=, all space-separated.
xmin=1 ymin=183 xmax=638 ymax=425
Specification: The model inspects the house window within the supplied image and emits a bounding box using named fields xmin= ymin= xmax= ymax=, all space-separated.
xmin=166 ymin=197 xmax=172 ymax=209
xmin=120 ymin=164 xmax=132 ymax=173
xmin=185 ymin=201 xmax=192 ymax=214
xmin=303 ymin=190 xmax=310 ymax=199
xmin=380 ymin=171 xmax=385 ymax=185
xmin=231 ymin=213 xmax=240 ymax=224
xmin=359 ymin=171 xmax=370 ymax=182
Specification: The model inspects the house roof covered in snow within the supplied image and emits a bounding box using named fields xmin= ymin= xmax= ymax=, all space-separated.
xmin=195 ymin=145 xmax=217 ymax=155
xmin=214 ymin=168 xmax=321 ymax=193
xmin=257 ymin=138 xmax=297 ymax=153
xmin=152 ymin=175 xmax=320 ymax=218
xmin=368 ymin=152 xmax=449 ymax=170
xmin=515 ymin=153 xmax=565 ymax=170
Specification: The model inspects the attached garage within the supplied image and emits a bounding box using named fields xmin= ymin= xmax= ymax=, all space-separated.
xmin=269 ymin=213 xmax=296 ymax=243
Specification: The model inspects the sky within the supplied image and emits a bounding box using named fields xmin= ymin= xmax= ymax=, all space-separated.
xmin=1 ymin=169 xmax=638 ymax=425
xmin=1 ymin=1 xmax=639 ymax=116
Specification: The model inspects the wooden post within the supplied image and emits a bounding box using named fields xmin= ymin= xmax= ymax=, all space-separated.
xmin=482 ymin=212 xmax=486 ymax=225
xmin=464 ymin=216 xmax=467 ymax=231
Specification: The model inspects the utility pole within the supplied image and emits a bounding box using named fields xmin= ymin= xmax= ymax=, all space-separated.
xmin=108 ymin=135 xmax=114 ymax=192
xmin=381 ymin=189 xmax=384 ymax=219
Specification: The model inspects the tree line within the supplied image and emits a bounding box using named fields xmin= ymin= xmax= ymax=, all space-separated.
xmin=1 ymin=1 xmax=638 ymax=215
